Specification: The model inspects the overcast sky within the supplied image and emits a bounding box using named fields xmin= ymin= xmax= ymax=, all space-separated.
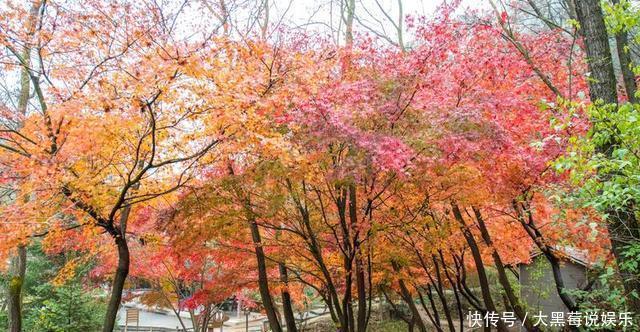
xmin=266 ymin=0 xmax=490 ymax=39
xmin=178 ymin=0 xmax=493 ymax=46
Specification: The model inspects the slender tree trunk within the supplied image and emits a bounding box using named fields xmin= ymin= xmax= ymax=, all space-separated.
xmin=615 ymin=32 xmax=637 ymax=103
xmin=7 ymin=3 xmax=41 ymax=329
xmin=414 ymin=249 xmax=452 ymax=332
xmin=381 ymin=288 xmax=412 ymax=327
xmin=102 ymin=236 xmax=129 ymax=332
xmin=612 ymin=0 xmax=637 ymax=103
xmin=437 ymin=251 xmax=464 ymax=332
xmin=415 ymin=286 xmax=443 ymax=332
xmin=452 ymin=253 xmax=484 ymax=311
xmin=342 ymin=268 xmax=354 ymax=332
xmin=364 ymin=251 xmax=373 ymax=329
xmin=391 ymin=261 xmax=427 ymax=332
xmin=407 ymin=319 xmax=415 ymax=332
xmin=279 ymin=263 xmax=298 ymax=332
xmin=343 ymin=0 xmax=356 ymax=45
xmin=451 ymin=203 xmax=507 ymax=332
xmin=324 ymin=290 xmax=339 ymax=324
xmin=290 ymin=185 xmax=345 ymax=325
xmin=472 ymin=207 xmax=538 ymax=331
xmin=248 ymin=216 xmax=282 ymax=332
xmin=355 ymin=253 xmax=367 ymax=332
xmin=513 ymin=201 xmax=579 ymax=312
xmin=349 ymin=185 xmax=367 ymax=332
xmin=337 ymin=186 xmax=354 ymax=332
xmin=425 ymin=285 xmax=441 ymax=329
xmin=231 ymin=171 xmax=283 ymax=332
xmin=430 ymin=256 xmax=455 ymax=332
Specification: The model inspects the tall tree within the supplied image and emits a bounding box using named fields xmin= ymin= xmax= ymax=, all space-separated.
xmin=574 ymin=0 xmax=640 ymax=310
xmin=5 ymin=1 xmax=43 ymax=330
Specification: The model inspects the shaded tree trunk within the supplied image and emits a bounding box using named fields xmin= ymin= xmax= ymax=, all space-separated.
xmin=343 ymin=0 xmax=356 ymax=45
xmin=437 ymin=251 xmax=464 ymax=332
xmin=279 ymin=263 xmax=298 ymax=332
xmin=573 ymin=0 xmax=619 ymax=102
xmin=513 ymin=200 xmax=579 ymax=312
xmin=451 ymin=252 xmax=484 ymax=312
xmin=349 ymin=185 xmax=367 ymax=332
xmin=102 ymin=236 xmax=130 ymax=332
xmin=425 ymin=285 xmax=442 ymax=329
xmin=560 ymin=0 xmax=640 ymax=310
xmin=430 ymin=256 xmax=455 ymax=332
xmin=355 ymin=254 xmax=367 ymax=332
xmin=286 ymin=180 xmax=345 ymax=328
xmin=248 ymin=215 xmax=283 ymax=332
xmin=472 ymin=207 xmax=538 ymax=331
xmin=391 ymin=261 xmax=427 ymax=332
xmin=451 ymin=203 xmax=507 ymax=332
xmin=415 ymin=286 xmax=443 ymax=332
xmin=381 ymin=288 xmax=413 ymax=329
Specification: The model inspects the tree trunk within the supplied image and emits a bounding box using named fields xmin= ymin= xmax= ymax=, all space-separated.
xmin=391 ymin=261 xmax=427 ymax=332
xmin=573 ymin=0 xmax=618 ymax=104
xmin=430 ymin=256 xmax=455 ymax=332
xmin=344 ymin=0 xmax=355 ymax=45
xmin=615 ymin=31 xmax=637 ymax=103
xmin=612 ymin=0 xmax=637 ymax=103
xmin=557 ymin=5 xmax=640 ymax=311
xmin=513 ymin=201 xmax=579 ymax=312
xmin=279 ymin=263 xmax=298 ymax=332
xmin=342 ymin=268 xmax=354 ymax=332
xmin=102 ymin=236 xmax=129 ymax=332
xmin=415 ymin=286 xmax=443 ymax=332
xmin=289 ymin=182 xmax=345 ymax=325
xmin=349 ymin=184 xmax=367 ymax=332
xmin=452 ymin=253 xmax=484 ymax=312
xmin=7 ymin=2 xmax=41 ymax=329
xmin=8 ymin=245 xmax=26 ymax=332
xmin=425 ymin=285 xmax=442 ymax=329
xmin=472 ymin=207 xmax=538 ymax=331
xmin=248 ymin=216 xmax=283 ymax=332
xmin=437 ymin=251 xmax=464 ymax=332
xmin=451 ymin=203 xmax=507 ymax=332
xmin=355 ymin=253 xmax=367 ymax=332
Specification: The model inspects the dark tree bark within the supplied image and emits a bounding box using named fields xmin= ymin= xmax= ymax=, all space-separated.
xmin=451 ymin=203 xmax=507 ymax=332
xmin=355 ymin=254 xmax=368 ymax=332
xmin=381 ymin=288 xmax=414 ymax=329
xmin=348 ymin=185 xmax=368 ymax=332
xmin=512 ymin=200 xmax=579 ymax=312
xmin=248 ymin=213 xmax=283 ymax=332
xmin=430 ymin=256 xmax=455 ymax=332
xmin=391 ymin=261 xmax=427 ymax=332
xmin=286 ymin=180 xmax=345 ymax=328
xmin=437 ymin=251 xmax=464 ymax=332
xmin=102 ymin=236 xmax=130 ymax=332
xmin=472 ymin=207 xmax=539 ymax=331
xmin=279 ymin=263 xmax=298 ymax=332
xmin=567 ymin=0 xmax=640 ymax=310
xmin=425 ymin=285 xmax=442 ymax=329
xmin=231 ymin=170 xmax=283 ymax=332
xmin=415 ymin=286 xmax=443 ymax=332
xmin=451 ymin=252 xmax=484 ymax=312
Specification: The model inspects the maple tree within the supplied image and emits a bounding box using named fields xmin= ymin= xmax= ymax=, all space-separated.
xmin=0 ymin=1 xmax=639 ymax=332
